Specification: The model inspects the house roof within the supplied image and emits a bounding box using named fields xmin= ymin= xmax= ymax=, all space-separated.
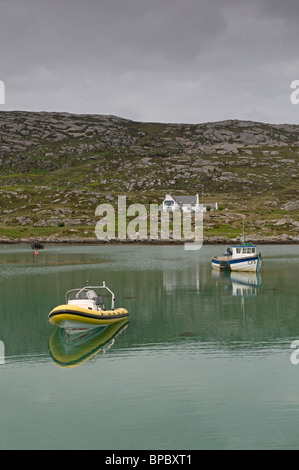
xmin=164 ymin=195 xmax=217 ymax=208
xmin=170 ymin=195 xmax=197 ymax=205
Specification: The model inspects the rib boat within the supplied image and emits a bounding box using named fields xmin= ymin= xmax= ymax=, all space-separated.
xmin=211 ymin=243 xmax=262 ymax=272
xmin=48 ymin=281 xmax=129 ymax=335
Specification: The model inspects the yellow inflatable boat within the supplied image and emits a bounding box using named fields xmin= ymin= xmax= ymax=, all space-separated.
xmin=48 ymin=281 xmax=129 ymax=335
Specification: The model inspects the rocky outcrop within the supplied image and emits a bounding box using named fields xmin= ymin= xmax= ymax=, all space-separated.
xmin=0 ymin=111 xmax=299 ymax=171
xmin=281 ymin=201 xmax=299 ymax=211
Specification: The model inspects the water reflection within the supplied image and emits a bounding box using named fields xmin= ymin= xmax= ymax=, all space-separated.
xmin=0 ymin=249 xmax=111 ymax=267
xmin=212 ymin=270 xmax=262 ymax=296
xmin=0 ymin=245 xmax=297 ymax=450
xmin=48 ymin=320 xmax=129 ymax=368
xmin=0 ymin=245 xmax=296 ymax=363
xmin=228 ymin=272 xmax=263 ymax=321
xmin=230 ymin=272 xmax=262 ymax=297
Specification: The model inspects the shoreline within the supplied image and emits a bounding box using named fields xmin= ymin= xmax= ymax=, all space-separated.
xmin=0 ymin=235 xmax=298 ymax=245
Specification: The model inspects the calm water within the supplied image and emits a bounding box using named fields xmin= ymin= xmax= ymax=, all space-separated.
xmin=0 ymin=243 xmax=298 ymax=450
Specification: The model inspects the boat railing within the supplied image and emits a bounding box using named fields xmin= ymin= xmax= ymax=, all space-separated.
xmin=65 ymin=281 xmax=115 ymax=309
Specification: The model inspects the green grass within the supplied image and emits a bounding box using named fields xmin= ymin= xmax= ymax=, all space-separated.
xmin=204 ymin=224 xmax=242 ymax=238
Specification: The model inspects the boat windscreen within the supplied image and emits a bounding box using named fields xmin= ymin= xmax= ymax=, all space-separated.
xmin=67 ymin=289 xmax=97 ymax=301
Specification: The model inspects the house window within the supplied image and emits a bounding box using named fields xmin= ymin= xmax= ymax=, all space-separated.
xmin=165 ymin=200 xmax=174 ymax=206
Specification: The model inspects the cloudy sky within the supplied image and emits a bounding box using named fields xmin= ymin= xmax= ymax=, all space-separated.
xmin=0 ymin=0 xmax=299 ymax=124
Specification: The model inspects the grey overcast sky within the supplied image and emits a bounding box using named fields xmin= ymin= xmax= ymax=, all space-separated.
xmin=0 ymin=0 xmax=299 ymax=124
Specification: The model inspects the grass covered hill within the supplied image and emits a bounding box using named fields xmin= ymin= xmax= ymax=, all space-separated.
xmin=0 ymin=110 xmax=298 ymax=242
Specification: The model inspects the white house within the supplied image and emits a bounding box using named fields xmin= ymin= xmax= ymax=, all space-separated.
xmin=162 ymin=194 xmax=218 ymax=212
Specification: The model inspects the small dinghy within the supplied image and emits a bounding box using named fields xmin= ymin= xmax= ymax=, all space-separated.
xmin=31 ymin=240 xmax=44 ymax=249
xmin=48 ymin=281 xmax=129 ymax=335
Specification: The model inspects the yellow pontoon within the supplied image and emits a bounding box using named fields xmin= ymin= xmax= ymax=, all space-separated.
xmin=48 ymin=281 xmax=129 ymax=335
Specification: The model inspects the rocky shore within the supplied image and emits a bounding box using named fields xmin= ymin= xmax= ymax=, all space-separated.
xmin=0 ymin=234 xmax=298 ymax=245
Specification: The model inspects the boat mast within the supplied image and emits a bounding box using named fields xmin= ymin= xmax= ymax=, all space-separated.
xmin=241 ymin=215 xmax=245 ymax=243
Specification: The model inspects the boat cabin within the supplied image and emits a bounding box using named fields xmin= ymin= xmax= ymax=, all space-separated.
xmin=228 ymin=244 xmax=257 ymax=259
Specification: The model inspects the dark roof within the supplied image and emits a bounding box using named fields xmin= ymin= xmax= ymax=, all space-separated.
xmin=171 ymin=195 xmax=197 ymax=205
xmin=164 ymin=195 xmax=217 ymax=208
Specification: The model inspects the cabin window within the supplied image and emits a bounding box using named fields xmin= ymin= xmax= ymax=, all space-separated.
xmin=236 ymin=248 xmax=241 ymax=254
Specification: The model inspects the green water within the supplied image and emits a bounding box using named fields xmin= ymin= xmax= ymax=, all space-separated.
xmin=0 ymin=244 xmax=298 ymax=450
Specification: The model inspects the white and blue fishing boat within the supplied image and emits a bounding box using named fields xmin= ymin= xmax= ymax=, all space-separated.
xmin=211 ymin=243 xmax=262 ymax=272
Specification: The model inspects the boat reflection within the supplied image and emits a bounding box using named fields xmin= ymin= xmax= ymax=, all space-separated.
xmin=212 ymin=270 xmax=262 ymax=296
xmin=212 ymin=270 xmax=262 ymax=320
xmin=230 ymin=272 xmax=262 ymax=297
xmin=48 ymin=319 xmax=129 ymax=368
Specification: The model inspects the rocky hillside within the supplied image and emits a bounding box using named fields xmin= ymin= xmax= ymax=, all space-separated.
xmin=0 ymin=111 xmax=298 ymax=242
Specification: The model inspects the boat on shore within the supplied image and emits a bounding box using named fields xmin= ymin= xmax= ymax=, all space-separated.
xmin=48 ymin=281 xmax=129 ymax=335
xmin=211 ymin=243 xmax=262 ymax=272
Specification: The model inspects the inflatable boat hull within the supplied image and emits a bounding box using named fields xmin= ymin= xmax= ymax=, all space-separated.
xmin=48 ymin=304 xmax=129 ymax=334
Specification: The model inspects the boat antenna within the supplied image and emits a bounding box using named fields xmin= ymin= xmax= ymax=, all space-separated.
xmin=241 ymin=215 xmax=245 ymax=243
